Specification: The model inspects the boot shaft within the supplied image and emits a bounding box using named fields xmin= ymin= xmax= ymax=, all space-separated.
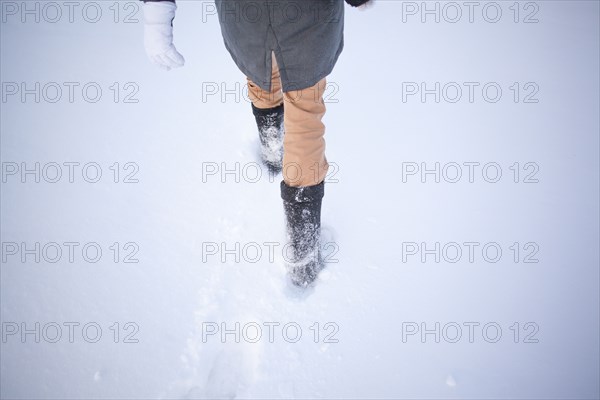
xmin=280 ymin=180 xmax=325 ymax=286
xmin=252 ymin=103 xmax=284 ymax=172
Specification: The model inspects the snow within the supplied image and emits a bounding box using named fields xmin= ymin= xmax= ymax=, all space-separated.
xmin=1 ymin=1 xmax=599 ymax=399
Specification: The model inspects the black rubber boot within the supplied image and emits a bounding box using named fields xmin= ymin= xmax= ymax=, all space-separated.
xmin=280 ymin=180 xmax=325 ymax=287
xmin=252 ymin=103 xmax=284 ymax=173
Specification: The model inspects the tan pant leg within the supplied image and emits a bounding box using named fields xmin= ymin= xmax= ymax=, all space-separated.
xmin=247 ymin=55 xmax=283 ymax=109
xmin=282 ymin=79 xmax=328 ymax=187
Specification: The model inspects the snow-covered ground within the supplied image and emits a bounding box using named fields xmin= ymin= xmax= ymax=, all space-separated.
xmin=1 ymin=1 xmax=599 ymax=398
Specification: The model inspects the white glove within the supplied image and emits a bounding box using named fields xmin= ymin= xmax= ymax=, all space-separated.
xmin=359 ymin=0 xmax=375 ymax=11
xmin=143 ymin=1 xmax=185 ymax=71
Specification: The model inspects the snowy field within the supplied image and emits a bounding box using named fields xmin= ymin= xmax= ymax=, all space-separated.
xmin=1 ymin=0 xmax=599 ymax=399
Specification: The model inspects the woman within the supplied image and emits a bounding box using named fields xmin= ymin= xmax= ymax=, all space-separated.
xmin=142 ymin=0 xmax=371 ymax=287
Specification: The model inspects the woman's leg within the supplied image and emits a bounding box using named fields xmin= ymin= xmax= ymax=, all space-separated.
xmin=247 ymin=56 xmax=285 ymax=172
xmin=279 ymin=78 xmax=329 ymax=286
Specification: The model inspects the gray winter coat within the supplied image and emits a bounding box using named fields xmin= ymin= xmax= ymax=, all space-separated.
xmin=215 ymin=0 xmax=345 ymax=92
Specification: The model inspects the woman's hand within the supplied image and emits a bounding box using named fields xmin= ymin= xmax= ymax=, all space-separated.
xmin=143 ymin=1 xmax=185 ymax=71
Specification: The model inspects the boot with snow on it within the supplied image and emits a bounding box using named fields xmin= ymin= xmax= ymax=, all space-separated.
xmin=280 ymin=179 xmax=325 ymax=287
xmin=252 ymin=102 xmax=284 ymax=174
